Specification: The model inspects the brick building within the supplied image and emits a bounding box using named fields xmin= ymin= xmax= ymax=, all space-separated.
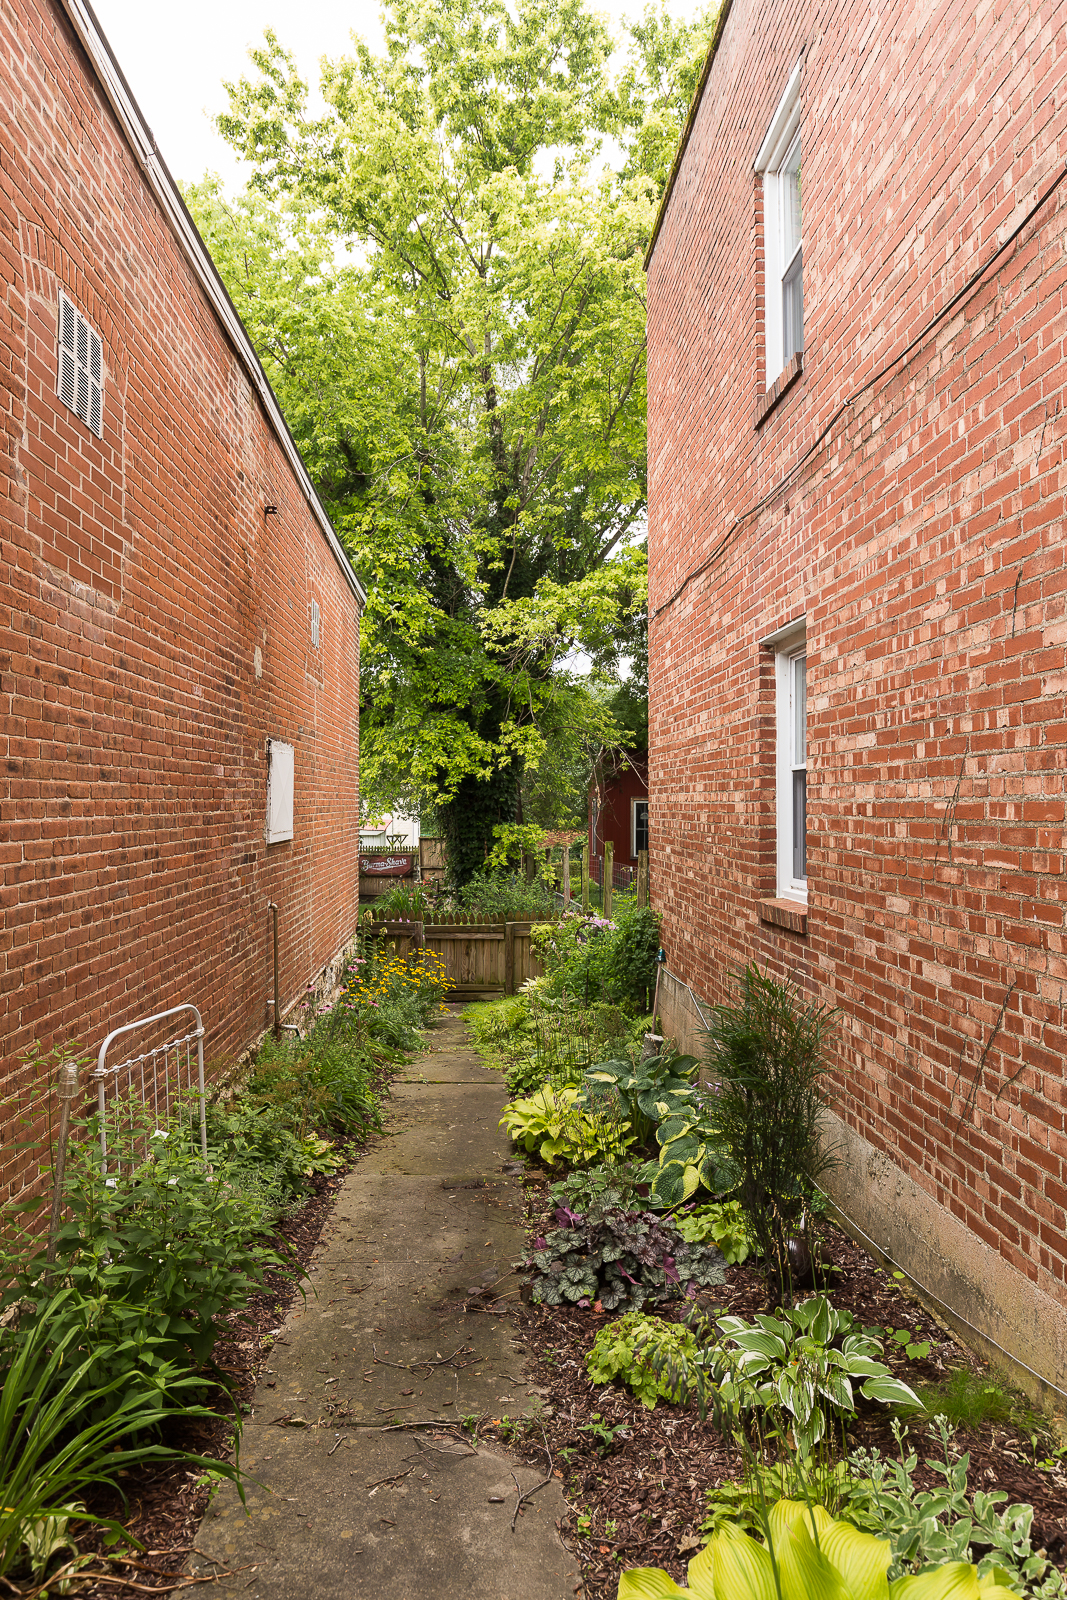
xmin=1 ymin=0 xmax=367 ymax=1202
xmin=645 ymin=0 xmax=1067 ymax=1395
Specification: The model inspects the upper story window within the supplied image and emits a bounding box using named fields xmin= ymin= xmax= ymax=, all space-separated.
xmin=57 ymin=291 xmax=103 ymax=437
xmin=755 ymin=62 xmax=804 ymax=388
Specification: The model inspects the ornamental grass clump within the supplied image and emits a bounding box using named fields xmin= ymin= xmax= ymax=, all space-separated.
xmin=706 ymin=965 xmax=839 ymax=1306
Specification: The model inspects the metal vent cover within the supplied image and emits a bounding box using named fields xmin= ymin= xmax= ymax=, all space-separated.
xmin=57 ymin=291 xmax=103 ymax=437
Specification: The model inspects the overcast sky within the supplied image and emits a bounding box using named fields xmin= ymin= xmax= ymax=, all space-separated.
xmin=89 ymin=0 xmax=688 ymax=193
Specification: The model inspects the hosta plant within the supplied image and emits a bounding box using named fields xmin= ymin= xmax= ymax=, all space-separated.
xmin=617 ymin=1499 xmax=1020 ymax=1600
xmin=712 ymin=1295 xmax=923 ymax=1454
xmin=499 ymin=1084 xmax=633 ymax=1165
xmin=522 ymin=1206 xmax=726 ymax=1312
xmin=581 ymin=1052 xmax=700 ymax=1148
xmin=642 ymin=1090 xmax=735 ymax=1209
xmin=586 ymin=1312 xmax=702 ymax=1410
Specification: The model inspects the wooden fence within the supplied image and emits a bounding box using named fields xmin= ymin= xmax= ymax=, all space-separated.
xmin=367 ymin=914 xmax=545 ymax=996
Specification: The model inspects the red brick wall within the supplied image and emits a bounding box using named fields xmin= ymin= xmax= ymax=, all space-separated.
xmin=0 ymin=0 xmax=361 ymax=1202
xmin=646 ymin=0 xmax=1067 ymax=1304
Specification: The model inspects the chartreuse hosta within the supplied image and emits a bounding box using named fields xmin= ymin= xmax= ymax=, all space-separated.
xmin=617 ymin=1499 xmax=1020 ymax=1600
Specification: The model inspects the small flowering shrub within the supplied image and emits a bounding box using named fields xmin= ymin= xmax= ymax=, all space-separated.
xmin=339 ymin=944 xmax=452 ymax=1049
xmin=586 ymin=1311 xmax=702 ymax=1409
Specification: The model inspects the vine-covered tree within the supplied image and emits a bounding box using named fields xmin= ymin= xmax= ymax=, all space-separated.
xmin=187 ymin=0 xmax=714 ymax=880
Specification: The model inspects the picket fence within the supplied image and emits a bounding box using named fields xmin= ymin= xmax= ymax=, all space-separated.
xmin=367 ymin=914 xmax=545 ymax=995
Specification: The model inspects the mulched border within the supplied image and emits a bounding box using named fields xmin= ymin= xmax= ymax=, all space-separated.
xmin=503 ymin=1170 xmax=1067 ymax=1600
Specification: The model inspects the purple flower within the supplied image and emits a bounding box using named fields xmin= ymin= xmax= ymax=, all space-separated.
xmin=534 ymin=1236 xmax=547 ymax=1251
xmin=661 ymin=1255 xmax=680 ymax=1285
xmin=554 ymin=1205 xmax=584 ymax=1228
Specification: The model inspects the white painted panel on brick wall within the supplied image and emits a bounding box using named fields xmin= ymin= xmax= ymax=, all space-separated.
xmin=266 ymin=739 xmax=294 ymax=843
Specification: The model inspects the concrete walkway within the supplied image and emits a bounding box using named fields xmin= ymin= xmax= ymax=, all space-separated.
xmin=192 ymin=1009 xmax=578 ymax=1600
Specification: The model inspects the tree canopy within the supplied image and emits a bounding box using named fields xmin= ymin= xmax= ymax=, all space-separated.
xmin=186 ymin=0 xmax=714 ymax=879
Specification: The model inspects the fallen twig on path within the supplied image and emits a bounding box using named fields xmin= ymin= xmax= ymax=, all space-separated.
xmin=510 ymin=1423 xmax=554 ymax=1533
xmin=365 ymin=1465 xmax=417 ymax=1490
xmin=371 ymin=1342 xmax=474 ymax=1372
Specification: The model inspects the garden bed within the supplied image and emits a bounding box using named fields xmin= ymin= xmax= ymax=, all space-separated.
xmin=502 ymin=1175 xmax=1067 ymax=1600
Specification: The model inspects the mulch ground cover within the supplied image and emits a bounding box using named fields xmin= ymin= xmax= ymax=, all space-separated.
xmin=497 ymin=1170 xmax=1067 ymax=1600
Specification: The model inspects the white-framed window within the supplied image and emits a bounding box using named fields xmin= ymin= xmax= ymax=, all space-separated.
xmin=266 ymin=739 xmax=295 ymax=844
xmin=762 ymin=617 xmax=807 ymax=902
xmin=57 ymin=291 xmax=104 ymax=437
xmin=632 ymin=798 xmax=649 ymax=858
xmin=754 ymin=61 xmax=804 ymax=388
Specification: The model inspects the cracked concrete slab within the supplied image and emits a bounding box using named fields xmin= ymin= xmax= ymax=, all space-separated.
xmin=191 ymin=1010 xmax=578 ymax=1600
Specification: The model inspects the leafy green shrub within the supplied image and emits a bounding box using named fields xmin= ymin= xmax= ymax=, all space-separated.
xmin=607 ymin=905 xmax=662 ymax=1008
xmin=522 ymin=1206 xmax=726 ymax=1312
xmin=459 ymin=871 xmax=555 ymax=919
xmin=373 ymin=880 xmax=435 ymax=917
xmin=586 ymin=1312 xmax=701 ymax=1409
xmin=467 ymin=997 xmax=532 ymax=1046
xmin=674 ymin=1200 xmax=755 ymax=1264
xmin=204 ymin=1097 xmax=337 ymax=1212
xmin=6 ymin=1113 xmax=293 ymax=1385
xmin=249 ymin=1027 xmax=381 ymax=1143
xmin=500 ymin=1084 xmax=634 ymax=1165
xmin=620 ymin=1499 xmax=1020 ymax=1600
xmin=847 ymin=1418 xmax=1066 ymax=1598
xmin=706 ymin=965 xmax=839 ymax=1305
xmin=0 ymin=1289 xmax=242 ymax=1588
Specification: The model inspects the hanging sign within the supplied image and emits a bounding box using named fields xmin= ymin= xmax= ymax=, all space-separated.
xmin=359 ymin=853 xmax=415 ymax=877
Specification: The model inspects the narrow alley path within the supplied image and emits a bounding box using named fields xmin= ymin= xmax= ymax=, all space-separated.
xmin=191 ymin=1009 xmax=578 ymax=1599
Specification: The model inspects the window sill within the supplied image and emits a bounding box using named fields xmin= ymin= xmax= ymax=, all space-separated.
xmin=758 ymin=896 xmax=808 ymax=935
xmin=756 ymin=352 xmax=804 ymax=427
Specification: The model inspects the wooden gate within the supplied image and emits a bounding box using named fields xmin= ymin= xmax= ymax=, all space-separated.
xmin=367 ymin=915 xmax=546 ymax=996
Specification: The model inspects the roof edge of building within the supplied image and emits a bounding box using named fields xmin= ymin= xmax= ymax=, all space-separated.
xmin=643 ymin=0 xmax=734 ymax=275
xmin=58 ymin=0 xmax=368 ymax=609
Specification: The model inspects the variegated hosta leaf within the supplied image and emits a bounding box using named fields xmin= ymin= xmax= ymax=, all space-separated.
xmin=860 ymin=1375 xmax=924 ymax=1410
xmin=730 ymin=1330 xmax=789 ymax=1362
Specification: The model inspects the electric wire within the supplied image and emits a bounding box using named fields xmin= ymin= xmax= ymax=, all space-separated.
xmin=650 ymin=158 xmax=1067 ymax=625
xmin=812 ymin=1181 xmax=1067 ymax=1405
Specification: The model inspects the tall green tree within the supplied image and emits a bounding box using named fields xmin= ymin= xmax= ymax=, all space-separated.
xmin=188 ymin=0 xmax=714 ymax=880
